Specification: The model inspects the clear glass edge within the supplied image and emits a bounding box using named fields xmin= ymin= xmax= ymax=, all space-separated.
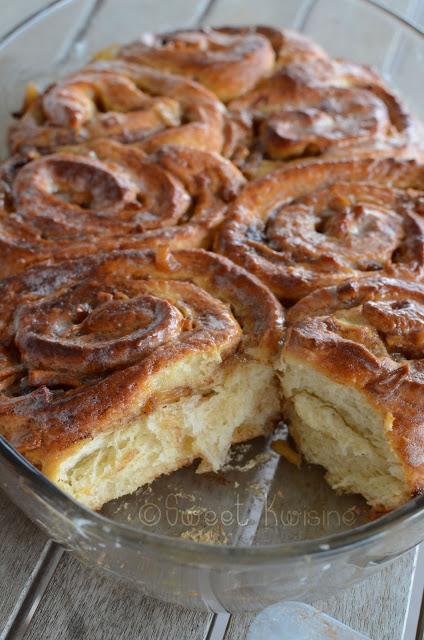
xmin=0 ymin=0 xmax=423 ymax=566
xmin=358 ymin=0 xmax=424 ymax=36
xmin=3 ymin=435 xmax=424 ymax=566
xmin=0 ymin=0 xmax=74 ymax=47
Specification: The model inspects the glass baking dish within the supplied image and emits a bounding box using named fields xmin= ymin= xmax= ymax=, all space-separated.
xmin=1 ymin=0 xmax=424 ymax=613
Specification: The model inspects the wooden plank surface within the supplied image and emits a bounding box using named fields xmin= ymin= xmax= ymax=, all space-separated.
xmin=222 ymin=551 xmax=417 ymax=640
xmin=203 ymin=0 xmax=313 ymax=29
xmin=21 ymin=554 xmax=211 ymax=640
xmin=0 ymin=2 xmax=423 ymax=640
xmin=313 ymin=551 xmax=417 ymax=640
xmin=0 ymin=492 xmax=48 ymax=630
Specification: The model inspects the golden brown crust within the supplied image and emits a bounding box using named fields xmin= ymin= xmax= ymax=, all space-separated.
xmin=117 ymin=27 xmax=276 ymax=102
xmin=10 ymin=26 xmax=424 ymax=172
xmin=284 ymin=277 xmax=424 ymax=495
xmin=218 ymin=30 xmax=423 ymax=175
xmin=115 ymin=25 xmax=365 ymax=102
xmin=216 ymin=158 xmax=424 ymax=301
xmin=114 ymin=25 xmax=422 ymax=172
xmin=9 ymin=61 xmax=224 ymax=155
xmin=3 ymin=24 xmax=424 ymax=508
xmin=0 ymin=139 xmax=245 ymax=277
xmin=0 ymin=249 xmax=284 ymax=457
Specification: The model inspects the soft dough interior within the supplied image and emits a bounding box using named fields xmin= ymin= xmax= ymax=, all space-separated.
xmin=280 ymin=356 xmax=410 ymax=510
xmin=44 ymin=361 xmax=279 ymax=510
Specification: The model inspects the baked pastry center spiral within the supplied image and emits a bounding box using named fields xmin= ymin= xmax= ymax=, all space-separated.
xmin=265 ymin=183 xmax=417 ymax=271
xmin=361 ymin=298 xmax=424 ymax=359
xmin=9 ymin=60 xmax=224 ymax=155
xmin=287 ymin=277 xmax=424 ymax=367
xmin=13 ymin=152 xmax=188 ymax=236
xmin=0 ymin=139 xmax=245 ymax=276
xmin=15 ymin=283 xmax=217 ymax=376
xmin=117 ymin=28 xmax=275 ymax=101
xmin=216 ymin=158 xmax=424 ymax=300
xmin=256 ymin=88 xmax=390 ymax=160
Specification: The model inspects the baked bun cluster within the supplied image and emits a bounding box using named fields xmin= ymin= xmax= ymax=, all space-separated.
xmin=2 ymin=25 xmax=424 ymax=512
xmin=224 ymin=28 xmax=423 ymax=176
xmin=87 ymin=26 xmax=424 ymax=177
xmin=0 ymin=249 xmax=283 ymax=509
xmin=218 ymin=156 xmax=424 ymax=508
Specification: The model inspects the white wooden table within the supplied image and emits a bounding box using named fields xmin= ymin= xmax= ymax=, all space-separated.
xmin=1 ymin=1 xmax=424 ymax=639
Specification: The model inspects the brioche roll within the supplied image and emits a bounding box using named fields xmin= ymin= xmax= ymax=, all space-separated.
xmin=280 ymin=277 xmax=424 ymax=510
xmin=114 ymin=26 xmax=368 ymax=102
xmin=113 ymin=26 xmax=419 ymax=172
xmin=0 ymin=249 xmax=283 ymax=509
xmin=220 ymin=31 xmax=423 ymax=175
xmin=216 ymin=158 xmax=424 ymax=301
xmin=116 ymin=27 xmax=276 ymax=102
xmin=0 ymin=139 xmax=245 ymax=277
xmin=9 ymin=61 xmax=224 ymax=155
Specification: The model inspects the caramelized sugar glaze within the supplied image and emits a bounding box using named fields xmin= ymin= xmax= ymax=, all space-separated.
xmin=216 ymin=158 xmax=424 ymax=301
xmin=2 ymin=24 xmax=424 ymax=508
xmin=0 ymin=139 xmax=245 ymax=277
xmin=107 ymin=26 xmax=424 ymax=175
xmin=0 ymin=249 xmax=283 ymax=459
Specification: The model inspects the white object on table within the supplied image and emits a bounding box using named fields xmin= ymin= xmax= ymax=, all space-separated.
xmin=247 ymin=602 xmax=369 ymax=640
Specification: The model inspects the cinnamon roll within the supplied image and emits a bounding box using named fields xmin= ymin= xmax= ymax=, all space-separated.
xmin=113 ymin=26 xmax=365 ymax=102
xmin=115 ymin=27 xmax=276 ymax=101
xmin=216 ymin=158 xmax=424 ymax=301
xmin=0 ymin=249 xmax=284 ymax=509
xmin=279 ymin=277 xmax=424 ymax=510
xmin=0 ymin=139 xmax=245 ymax=277
xmin=9 ymin=60 xmax=224 ymax=155
xmin=220 ymin=31 xmax=422 ymax=175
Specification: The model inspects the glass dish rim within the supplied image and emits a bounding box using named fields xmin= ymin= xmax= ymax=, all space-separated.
xmin=0 ymin=0 xmax=424 ymax=568
xmin=3 ymin=435 xmax=424 ymax=565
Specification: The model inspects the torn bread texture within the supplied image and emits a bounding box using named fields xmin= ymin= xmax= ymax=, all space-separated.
xmin=279 ymin=356 xmax=410 ymax=510
xmin=46 ymin=361 xmax=279 ymax=510
xmin=0 ymin=249 xmax=284 ymax=511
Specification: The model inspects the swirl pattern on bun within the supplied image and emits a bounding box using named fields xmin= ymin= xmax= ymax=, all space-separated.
xmin=9 ymin=60 xmax=224 ymax=155
xmin=114 ymin=26 xmax=362 ymax=101
xmin=0 ymin=139 xmax=245 ymax=277
xmin=218 ymin=30 xmax=422 ymax=175
xmin=0 ymin=249 xmax=284 ymax=509
xmin=10 ymin=26 xmax=424 ymax=175
xmin=4 ymin=23 xmax=424 ymax=514
xmin=280 ymin=277 xmax=424 ymax=509
xmin=216 ymin=158 xmax=424 ymax=301
xmin=116 ymin=27 xmax=276 ymax=101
